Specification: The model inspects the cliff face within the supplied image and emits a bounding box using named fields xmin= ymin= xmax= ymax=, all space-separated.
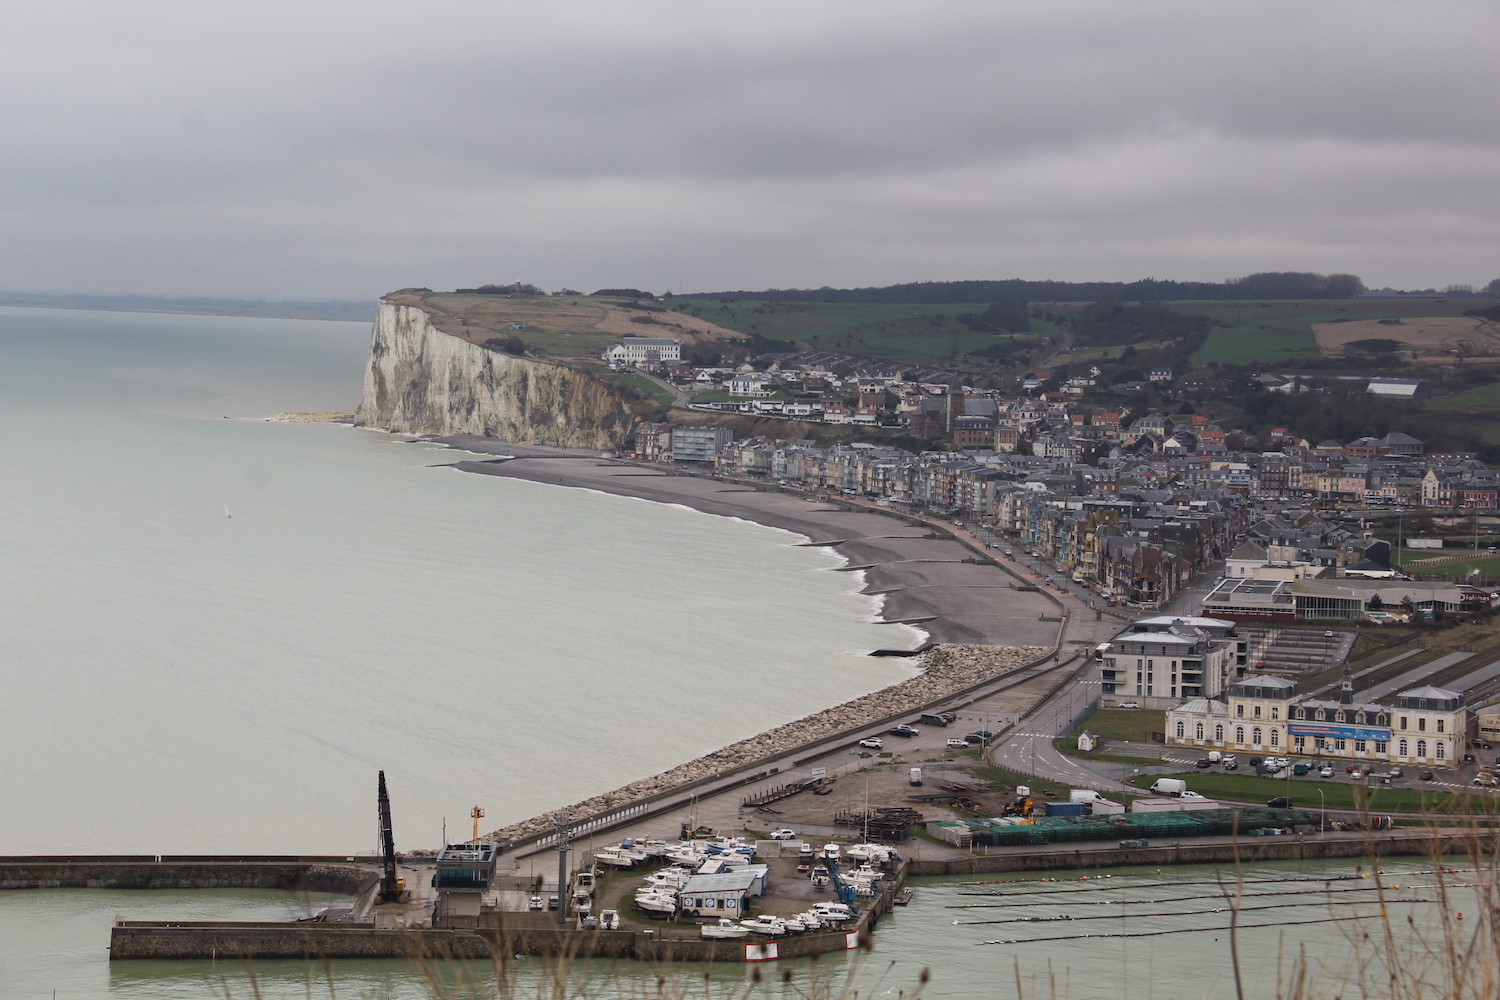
xmin=355 ymin=299 xmax=633 ymax=448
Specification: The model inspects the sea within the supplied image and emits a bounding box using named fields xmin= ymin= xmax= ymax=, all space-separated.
xmin=0 ymin=307 xmax=1468 ymax=999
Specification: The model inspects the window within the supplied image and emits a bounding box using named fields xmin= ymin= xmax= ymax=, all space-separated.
xmin=1376 ymin=742 xmax=1388 ymax=754
xmin=1295 ymin=708 xmax=1306 ymax=720
xmin=1272 ymin=708 xmax=1279 ymax=721
xmin=1236 ymin=705 xmax=1244 ymax=718
xmin=1377 ymin=715 xmax=1388 ymax=727
xmin=1399 ymin=739 xmax=1409 ymax=756
xmin=1252 ymin=727 xmax=1262 ymax=744
xmin=1335 ymin=739 xmax=1346 ymax=751
xmin=1215 ymin=725 xmax=1224 ymax=742
xmin=1270 ymin=731 xmax=1279 ymax=746
xmin=1355 ymin=740 xmax=1366 ymax=752
xmin=1196 ymin=723 xmax=1204 ymax=740
xmin=1418 ymin=718 xmax=1427 ymax=732
xmin=1255 ymin=705 xmax=1262 ymax=719
xmin=1417 ymin=740 xmax=1428 ymax=757
xmin=1176 ymin=721 xmax=1185 ymax=738
xmin=1335 ymin=711 xmax=1345 ymax=723
xmin=1294 ymin=735 xmax=1306 ymax=750
xmin=1438 ymin=719 xmax=1445 ymax=733
xmin=1437 ymin=742 xmax=1446 ymax=759
xmin=1400 ymin=717 xmax=1408 ymax=730
xmin=1236 ymin=726 xmax=1245 ymax=743
xmin=1316 ymin=710 xmax=1326 ymax=721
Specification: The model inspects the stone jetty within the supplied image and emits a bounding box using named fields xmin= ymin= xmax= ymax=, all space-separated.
xmin=486 ymin=643 xmax=1045 ymax=846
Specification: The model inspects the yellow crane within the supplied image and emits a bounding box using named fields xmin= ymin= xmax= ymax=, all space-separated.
xmin=470 ymin=806 xmax=485 ymax=844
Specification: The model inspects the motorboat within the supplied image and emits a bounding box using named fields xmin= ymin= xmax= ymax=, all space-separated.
xmin=700 ymin=917 xmax=750 ymax=939
xmin=633 ymin=891 xmax=678 ymax=915
xmin=739 ymin=915 xmax=787 ymax=936
xmin=780 ymin=914 xmax=808 ymax=932
xmin=598 ymin=909 xmax=621 ymax=930
xmin=594 ymin=851 xmax=636 ymax=868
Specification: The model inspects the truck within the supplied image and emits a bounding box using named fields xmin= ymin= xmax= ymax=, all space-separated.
xmin=1150 ymin=778 xmax=1188 ymax=797
xmin=909 ymin=767 xmax=923 ymax=786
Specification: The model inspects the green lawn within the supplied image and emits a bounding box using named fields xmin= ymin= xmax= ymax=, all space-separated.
xmin=1127 ymin=771 xmax=1489 ymax=814
xmin=1053 ymin=737 xmax=1163 ymax=765
xmin=660 ymin=299 xmax=1050 ymax=366
xmin=612 ymin=372 xmax=676 ymax=405
xmin=1427 ymin=381 xmax=1500 ymax=411
xmin=1074 ymin=709 xmax=1166 ymax=743
xmin=1397 ymin=552 xmax=1500 ymax=579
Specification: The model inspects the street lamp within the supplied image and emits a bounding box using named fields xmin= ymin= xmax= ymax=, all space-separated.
xmin=1317 ymin=788 xmax=1325 ymax=838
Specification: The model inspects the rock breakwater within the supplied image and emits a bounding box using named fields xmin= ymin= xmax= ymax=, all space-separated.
xmin=487 ymin=643 xmax=1046 ymax=847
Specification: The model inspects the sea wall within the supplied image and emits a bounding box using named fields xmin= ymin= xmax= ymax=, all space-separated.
xmin=0 ymin=861 xmax=370 ymax=894
xmin=908 ymin=832 xmax=1473 ymax=876
xmin=487 ymin=644 xmax=1047 ymax=847
xmin=355 ymin=299 xmax=633 ymax=448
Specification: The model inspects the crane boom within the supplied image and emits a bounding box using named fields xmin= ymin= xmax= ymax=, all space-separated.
xmin=377 ymin=771 xmax=401 ymax=902
xmin=823 ymin=853 xmax=859 ymax=912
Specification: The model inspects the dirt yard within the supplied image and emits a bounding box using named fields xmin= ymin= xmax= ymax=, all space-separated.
xmin=1314 ymin=316 xmax=1500 ymax=360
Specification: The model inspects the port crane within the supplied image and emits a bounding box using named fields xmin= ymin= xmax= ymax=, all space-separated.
xmin=376 ymin=771 xmax=403 ymax=903
xmin=822 ymin=849 xmax=859 ymax=913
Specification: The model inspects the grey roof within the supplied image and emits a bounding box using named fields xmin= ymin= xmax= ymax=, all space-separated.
xmin=1395 ymin=685 xmax=1461 ymax=702
xmin=680 ymin=872 xmax=758 ymax=893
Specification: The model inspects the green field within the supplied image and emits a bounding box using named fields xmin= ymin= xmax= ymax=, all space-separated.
xmin=612 ymin=372 xmax=676 ymax=405
xmin=1073 ymin=709 xmax=1166 ymax=743
xmin=1128 ymin=771 xmax=1487 ymax=814
xmin=1427 ymin=381 xmax=1500 ymax=411
xmin=661 ymin=299 xmax=1052 ymax=365
xmin=1185 ymin=302 xmax=1434 ymax=366
xmin=1398 ymin=551 xmax=1500 ymax=579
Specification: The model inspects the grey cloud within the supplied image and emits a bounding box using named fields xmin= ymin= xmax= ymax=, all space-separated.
xmin=0 ymin=0 xmax=1496 ymax=297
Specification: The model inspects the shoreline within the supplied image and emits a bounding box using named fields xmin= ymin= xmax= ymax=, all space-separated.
xmin=404 ymin=434 xmax=1068 ymax=848
xmin=425 ymin=434 xmax=1061 ymax=648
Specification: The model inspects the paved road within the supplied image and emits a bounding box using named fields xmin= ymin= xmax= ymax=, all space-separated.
xmin=987 ymin=664 xmax=1137 ymax=795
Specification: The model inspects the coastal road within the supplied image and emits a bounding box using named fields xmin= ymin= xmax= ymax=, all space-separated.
xmin=988 ymin=661 xmax=1139 ymax=795
xmin=503 ymin=650 xmax=1083 ymax=865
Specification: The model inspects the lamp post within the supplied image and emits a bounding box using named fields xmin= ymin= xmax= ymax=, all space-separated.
xmin=1318 ymin=789 xmax=1325 ymax=839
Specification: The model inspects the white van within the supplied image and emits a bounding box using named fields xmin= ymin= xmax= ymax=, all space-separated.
xmin=1150 ymin=778 xmax=1188 ymax=797
xmin=909 ymin=768 xmax=923 ymax=786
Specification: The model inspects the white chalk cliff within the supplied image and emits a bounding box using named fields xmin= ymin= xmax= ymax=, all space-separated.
xmin=355 ymin=298 xmax=633 ymax=448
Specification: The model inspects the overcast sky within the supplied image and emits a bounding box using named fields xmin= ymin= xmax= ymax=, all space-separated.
xmin=3 ymin=0 xmax=1497 ymax=300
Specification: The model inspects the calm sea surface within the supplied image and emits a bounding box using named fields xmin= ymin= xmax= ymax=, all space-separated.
xmin=0 ymin=308 xmax=1461 ymax=998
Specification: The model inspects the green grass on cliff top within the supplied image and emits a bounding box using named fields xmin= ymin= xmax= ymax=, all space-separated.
xmin=660 ymin=299 xmax=1049 ymax=365
xmin=1127 ymin=770 xmax=1489 ymax=813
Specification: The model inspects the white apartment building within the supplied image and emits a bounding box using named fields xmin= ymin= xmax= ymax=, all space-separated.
xmin=603 ymin=337 xmax=681 ymax=365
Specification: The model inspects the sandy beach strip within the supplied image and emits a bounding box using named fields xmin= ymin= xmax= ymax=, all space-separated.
xmin=426 ymin=434 xmax=1060 ymax=648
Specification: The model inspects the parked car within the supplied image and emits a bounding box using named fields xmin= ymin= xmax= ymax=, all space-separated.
xmin=1345 ymin=763 xmax=1357 ymax=773
xmin=1319 ymin=766 xmax=1335 ymax=778
xmin=858 ymin=737 xmax=884 ymax=750
xmin=1267 ymin=796 xmax=1294 ymax=809
xmin=770 ymin=829 xmax=797 ymax=840
xmin=946 ymin=738 xmax=971 ymax=749
xmin=1389 ymin=767 xmax=1403 ymax=778
xmin=963 ymin=733 xmax=987 ymax=744
xmin=1323 ymin=631 xmax=1335 ymax=638
xmin=1419 ymin=770 xmax=1434 ymax=781
xmin=937 ymin=712 xmax=958 ymax=724
xmin=1180 ymin=791 xmax=1208 ymax=801
xmin=1292 ymin=762 xmax=1310 ymax=776
xmin=1224 ymin=761 xmax=1239 ymax=771
xmin=888 ymin=725 xmax=920 ymax=738
xmin=1248 ymin=756 xmax=1263 ymax=767
xmin=969 ymin=730 xmax=994 ymax=739
xmin=1118 ymin=701 xmax=1141 ymax=710
xmin=1196 ymin=758 xmax=1213 ymax=768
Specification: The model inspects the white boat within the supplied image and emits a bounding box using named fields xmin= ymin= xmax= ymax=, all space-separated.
xmin=781 ymin=914 xmax=808 ymax=932
xmin=598 ymin=909 xmax=621 ymax=930
xmin=634 ymin=891 xmax=678 ymax=915
xmin=739 ymin=915 xmax=787 ymax=936
xmin=700 ymin=917 xmax=750 ymax=939
xmin=594 ymin=851 xmax=636 ymax=868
